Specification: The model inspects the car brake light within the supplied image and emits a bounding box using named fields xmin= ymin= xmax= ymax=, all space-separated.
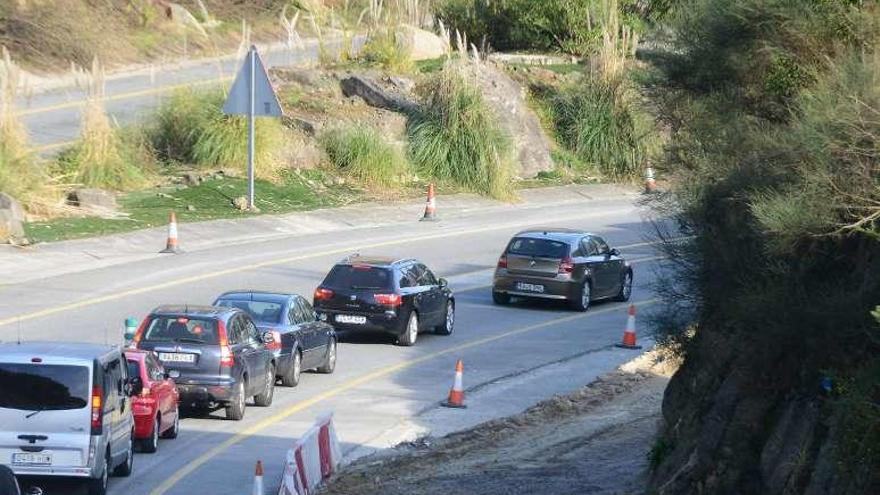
xmin=374 ymin=293 xmax=402 ymax=307
xmin=314 ymin=287 xmax=334 ymax=301
xmin=559 ymin=256 xmax=575 ymax=274
xmin=91 ymin=385 xmax=103 ymax=434
xmin=267 ymin=330 xmax=282 ymax=351
xmin=497 ymin=255 xmax=508 ymax=269
xmin=131 ymin=317 xmax=150 ymax=349
xmin=217 ymin=320 xmax=235 ymax=367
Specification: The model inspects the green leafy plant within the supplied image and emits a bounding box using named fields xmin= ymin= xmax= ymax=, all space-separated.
xmin=321 ymin=125 xmax=409 ymax=189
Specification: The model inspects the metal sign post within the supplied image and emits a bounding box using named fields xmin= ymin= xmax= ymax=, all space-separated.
xmin=223 ymin=45 xmax=283 ymax=211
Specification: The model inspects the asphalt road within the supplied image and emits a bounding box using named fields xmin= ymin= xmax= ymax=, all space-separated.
xmin=17 ymin=38 xmax=352 ymax=153
xmin=0 ymin=193 xmax=663 ymax=495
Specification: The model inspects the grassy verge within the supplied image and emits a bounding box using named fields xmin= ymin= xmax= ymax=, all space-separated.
xmin=24 ymin=171 xmax=357 ymax=243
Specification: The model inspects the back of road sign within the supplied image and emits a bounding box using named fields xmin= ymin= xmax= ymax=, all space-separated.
xmin=223 ymin=46 xmax=283 ymax=117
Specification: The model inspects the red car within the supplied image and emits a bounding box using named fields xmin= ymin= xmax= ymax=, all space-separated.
xmin=125 ymin=350 xmax=181 ymax=453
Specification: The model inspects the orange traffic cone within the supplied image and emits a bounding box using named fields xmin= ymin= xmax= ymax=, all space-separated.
xmin=420 ymin=183 xmax=439 ymax=222
xmin=252 ymin=460 xmax=264 ymax=495
xmin=616 ymin=304 xmax=642 ymax=349
xmin=160 ymin=211 xmax=181 ymax=254
xmin=644 ymin=167 xmax=657 ymax=194
xmin=441 ymin=359 xmax=466 ymax=408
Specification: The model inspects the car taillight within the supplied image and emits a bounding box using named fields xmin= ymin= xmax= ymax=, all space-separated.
xmin=218 ymin=320 xmax=235 ymax=367
xmin=130 ymin=317 xmax=150 ymax=349
xmin=374 ymin=293 xmax=402 ymax=307
xmin=558 ymin=256 xmax=575 ymax=274
xmin=91 ymin=385 xmax=103 ymax=434
xmin=314 ymin=287 xmax=334 ymax=301
xmin=497 ymin=255 xmax=508 ymax=269
xmin=267 ymin=330 xmax=282 ymax=351
xmin=141 ymin=387 xmax=151 ymax=397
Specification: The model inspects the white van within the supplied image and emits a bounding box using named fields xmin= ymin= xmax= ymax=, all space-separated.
xmin=0 ymin=342 xmax=138 ymax=495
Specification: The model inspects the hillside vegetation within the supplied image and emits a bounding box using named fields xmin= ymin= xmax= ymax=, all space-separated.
xmin=646 ymin=1 xmax=880 ymax=493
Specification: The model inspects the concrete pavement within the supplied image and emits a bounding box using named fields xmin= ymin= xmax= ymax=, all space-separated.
xmin=0 ymin=187 xmax=663 ymax=495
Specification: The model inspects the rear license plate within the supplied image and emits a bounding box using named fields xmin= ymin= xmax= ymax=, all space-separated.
xmin=516 ymin=282 xmax=545 ymax=293
xmin=336 ymin=315 xmax=367 ymax=324
xmin=12 ymin=452 xmax=52 ymax=466
xmin=158 ymin=352 xmax=196 ymax=363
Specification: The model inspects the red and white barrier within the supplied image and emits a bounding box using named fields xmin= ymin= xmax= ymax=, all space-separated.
xmin=278 ymin=414 xmax=341 ymax=495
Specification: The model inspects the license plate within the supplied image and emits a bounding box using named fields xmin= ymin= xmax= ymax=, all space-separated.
xmin=158 ymin=352 xmax=196 ymax=363
xmin=336 ymin=315 xmax=367 ymax=324
xmin=516 ymin=282 xmax=545 ymax=293
xmin=12 ymin=452 xmax=52 ymax=466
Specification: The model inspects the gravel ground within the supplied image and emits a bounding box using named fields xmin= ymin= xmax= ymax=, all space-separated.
xmin=322 ymin=352 xmax=678 ymax=495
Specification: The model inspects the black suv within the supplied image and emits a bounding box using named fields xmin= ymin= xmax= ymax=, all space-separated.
xmin=313 ymin=255 xmax=455 ymax=346
xmin=133 ymin=305 xmax=276 ymax=420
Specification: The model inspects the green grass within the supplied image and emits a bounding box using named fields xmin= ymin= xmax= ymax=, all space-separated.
xmin=408 ymin=66 xmax=515 ymax=199
xmin=24 ymin=171 xmax=355 ymax=243
xmin=321 ymin=125 xmax=410 ymax=189
xmin=415 ymin=56 xmax=447 ymax=74
xmin=360 ymin=29 xmax=413 ymax=73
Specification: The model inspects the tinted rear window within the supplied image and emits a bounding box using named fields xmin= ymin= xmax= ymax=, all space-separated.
xmin=323 ymin=265 xmax=393 ymax=290
xmin=0 ymin=363 xmax=89 ymax=411
xmin=215 ymin=299 xmax=284 ymax=324
xmin=142 ymin=316 xmax=220 ymax=344
xmin=507 ymin=238 xmax=570 ymax=258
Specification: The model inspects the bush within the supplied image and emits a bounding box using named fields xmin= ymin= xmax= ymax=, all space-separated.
xmin=320 ymin=125 xmax=409 ymax=188
xmin=408 ymin=66 xmax=514 ymax=199
xmin=150 ymin=89 xmax=287 ymax=180
xmin=549 ymin=78 xmax=648 ymax=180
xmin=360 ymin=29 xmax=413 ymax=73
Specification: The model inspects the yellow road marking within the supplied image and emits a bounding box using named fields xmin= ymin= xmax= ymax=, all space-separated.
xmin=148 ymin=297 xmax=659 ymax=495
xmin=17 ymin=76 xmax=232 ymax=117
xmin=0 ymin=237 xmax=670 ymax=328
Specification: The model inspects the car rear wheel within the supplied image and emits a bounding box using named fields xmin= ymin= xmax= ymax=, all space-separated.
xmin=113 ymin=435 xmax=133 ymax=477
xmin=317 ymin=339 xmax=337 ymax=374
xmin=435 ymin=301 xmax=455 ymax=336
xmin=281 ymin=350 xmax=302 ymax=387
xmin=570 ymin=280 xmax=591 ymax=312
xmin=398 ymin=311 xmax=419 ymax=347
xmin=225 ymin=380 xmax=246 ymax=421
xmin=141 ymin=416 xmax=159 ymax=453
xmin=254 ymin=365 xmax=275 ymax=407
xmin=161 ymin=407 xmax=179 ymax=439
xmin=87 ymin=453 xmax=109 ymax=495
xmin=614 ymin=271 xmax=633 ymax=302
xmin=492 ymin=291 xmax=511 ymax=305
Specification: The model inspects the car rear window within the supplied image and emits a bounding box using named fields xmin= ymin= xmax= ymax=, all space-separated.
xmin=0 ymin=363 xmax=89 ymax=411
xmin=142 ymin=316 xmax=220 ymax=344
xmin=323 ymin=265 xmax=393 ymax=290
xmin=215 ymin=299 xmax=284 ymax=324
xmin=507 ymin=238 xmax=570 ymax=259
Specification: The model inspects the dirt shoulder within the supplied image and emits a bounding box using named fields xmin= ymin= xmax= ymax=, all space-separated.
xmin=322 ymin=352 xmax=678 ymax=495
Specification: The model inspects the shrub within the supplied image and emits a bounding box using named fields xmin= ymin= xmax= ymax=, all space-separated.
xmin=320 ymin=125 xmax=409 ymax=189
xmin=150 ymin=89 xmax=287 ymax=180
xmin=360 ymin=29 xmax=413 ymax=73
xmin=408 ymin=66 xmax=514 ymax=199
xmin=549 ymin=78 xmax=648 ymax=180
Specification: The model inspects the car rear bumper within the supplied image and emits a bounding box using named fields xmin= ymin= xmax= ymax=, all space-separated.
xmin=493 ymin=272 xmax=579 ymax=300
xmin=11 ymin=465 xmax=96 ymax=478
xmin=316 ymin=309 xmax=401 ymax=334
xmin=176 ymin=379 xmax=236 ymax=405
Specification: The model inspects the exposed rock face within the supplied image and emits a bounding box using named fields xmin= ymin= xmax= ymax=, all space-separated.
xmin=461 ymin=62 xmax=554 ymax=178
xmin=0 ymin=193 xmax=26 ymax=244
xmin=340 ymin=76 xmax=418 ymax=114
xmin=67 ymin=188 xmax=118 ymax=212
xmin=395 ymin=25 xmax=448 ymax=61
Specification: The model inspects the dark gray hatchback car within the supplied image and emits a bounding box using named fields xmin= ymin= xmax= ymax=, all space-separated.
xmin=492 ymin=229 xmax=633 ymax=311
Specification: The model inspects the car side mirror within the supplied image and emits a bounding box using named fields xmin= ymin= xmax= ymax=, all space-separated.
xmin=609 ymin=248 xmax=620 ymax=256
xmin=438 ymin=278 xmax=448 ymax=288
xmin=127 ymin=377 xmax=143 ymax=396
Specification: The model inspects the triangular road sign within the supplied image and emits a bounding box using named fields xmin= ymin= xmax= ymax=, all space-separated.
xmin=223 ymin=45 xmax=283 ymax=117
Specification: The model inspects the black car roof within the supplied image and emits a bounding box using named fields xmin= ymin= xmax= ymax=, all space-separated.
xmin=337 ymin=254 xmax=414 ymax=267
xmin=215 ymin=291 xmax=296 ymax=304
xmin=513 ymin=228 xmax=593 ymax=243
xmin=150 ymin=305 xmax=240 ymax=318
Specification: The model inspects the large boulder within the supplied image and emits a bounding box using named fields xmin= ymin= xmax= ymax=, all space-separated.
xmin=0 ymin=192 xmax=26 ymax=244
xmin=396 ymin=25 xmax=448 ymax=61
xmin=67 ymin=188 xmax=118 ymax=213
xmin=463 ymin=62 xmax=555 ymax=178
